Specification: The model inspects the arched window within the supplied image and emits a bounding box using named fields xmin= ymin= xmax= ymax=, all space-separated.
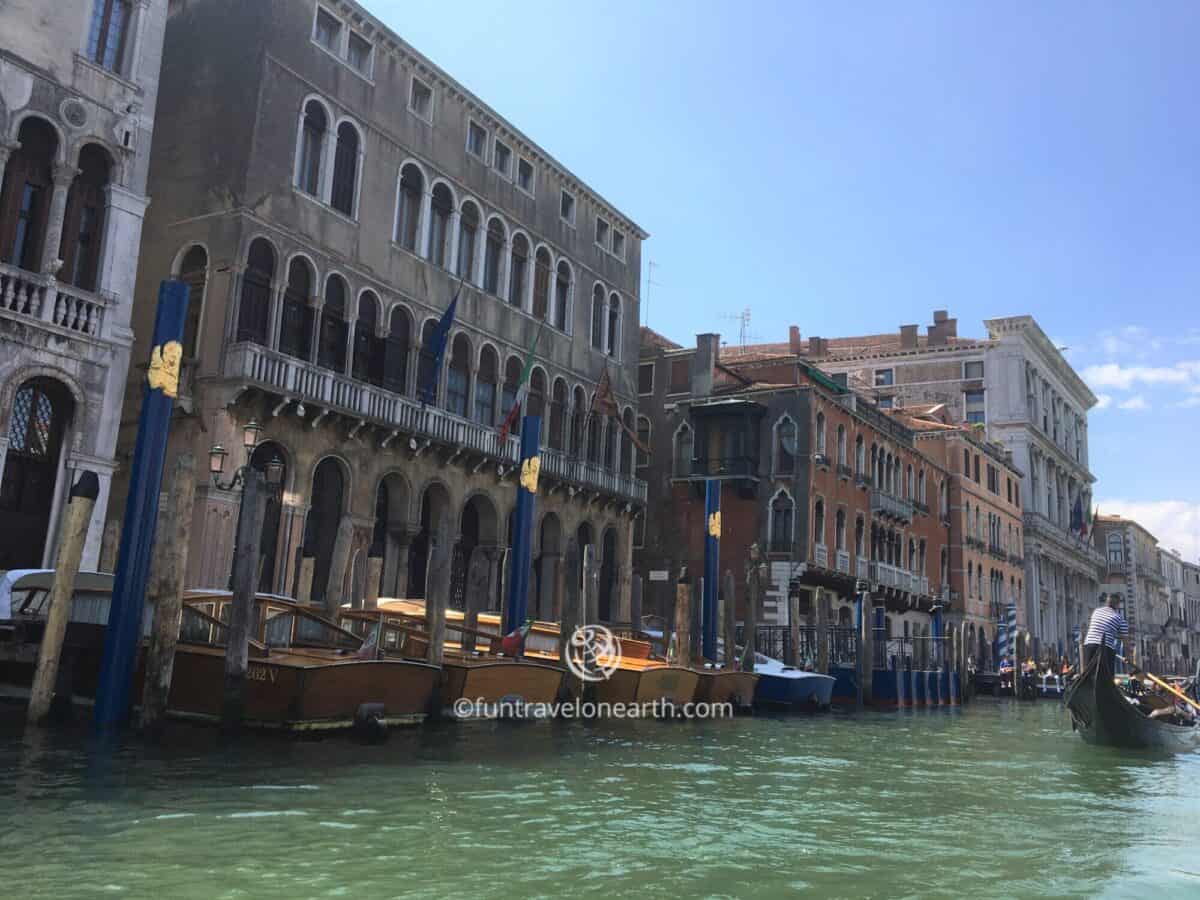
xmin=236 ymin=238 xmax=274 ymax=344
xmin=509 ymin=234 xmax=529 ymax=307
xmin=917 ymin=470 xmax=926 ymax=504
xmin=533 ymin=247 xmax=552 ymax=320
xmin=775 ymin=417 xmax=796 ymax=475
xmin=554 ymin=262 xmax=571 ymax=330
xmin=620 ymin=409 xmax=635 ymax=475
xmin=907 ymin=539 xmax=916 ymax=571
xmin=770 ymin=491 xmax=794 ymax=552
xmin=941 ymin=548 xmax=949 ymax=584
xmin=854 ymin=515 xmax=865 ymax=556
xmin=177 ymin=246 xmax=208 ymax=359
xmin=603 ymin=418 xmax=616 ymax=470
xmin=352 ymin=292 xmax=383 ymax=385
xmin=429 ymin=183 xmax=453 ymax=268
xmin=550 ymin=378 xmax=568 ymax=449
xmin=417 ymin=319 xmax=439 ymax=403
xmin=483 ymin=219 xmax=505 ymax=295
xmin=674 ymin=424 xmax=692 ymax=477
xmin=636 ymin=416 xmax=651 ymax=467
xmin=279 ymin=257 xmax=314 ymax=361
xmin=1 ymin=118 xmax=58 ymax=273
xmin=587 ymin=405 xmax=602 ymax=463
xmin=475 ymin=346 xmax=498 ymax=424
xmin=967 ymin=561 xmax=974 ymax=597
xmin=571 ymin=386 xmax=587 ymax=456
xmin=60 ymin=144 xmax=110 ymax=291
xmin=331 ymin=122 xmax=360 ymax=217
xmin=855 ymin=434 xmax=865 ymax=475
xmin=835 ymin=508 xmax=847 ymax=551
xmin=384 ymin=306 xmax=411 ymax=394
xmin=905 ymin=465 xmax=913 ymax=500
xmin=501 ymin=356 xmax=522 ymax=425
xmin=447 ymin=334 xmax=471 ymax=416
xmin=836 ymin=425 xmax=847 ymax=467
xmin=317 ymin=274 xmax=348 ymax=372
xmin=813 ymin=499 xmax=826 ymax=549
xmin=457 ymin=202 xmax=480 ymax=281
xmin=607 ymin=293 xmax=621 ymax=358
xmin=816 ymin=412 xmax=826 ymax=456
xmin=1107 ymin=533 xmax=1123 ymax=564
xmin=590 ymin=284 xmax=605 ymax=350
xmin=395 ymin=163 xmax=423 ymax=251
xmin=940 ymin=480 xmax=948 ymax=517
xmin=528 ymin=367 xmax=546 ymax=421
xmin=297 ymin=100 xmax=327 ymax=196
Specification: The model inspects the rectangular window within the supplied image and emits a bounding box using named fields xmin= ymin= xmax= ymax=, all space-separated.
xmin=874 ymin=368 xmax=894 ymax=387
xmin=668 ymin=358 xmax=690 ymax=394
xmin=612 ymin=229 xmax=625 ymax=259
xmin=493 ymin=139 xmax=512 ymax=177
xmin=409 ymin=78 xmax=433 ymax=119
xmin=595 ymin=217 xmax=610 ymax=249
xmin=467 ymin=121 xmax=487 ymax=159
xmin=638 ymin=363 xmax=654 ymax=395
xmin=965 ymin=389 xmax=985 ymax=425
xmin=877 ymin=396 xmax=893 ymax=410
xmin=560 ymin=190 xmax=576 ymax=225
xmin=314 ymin=7 xmax=341 ymax=51
xmin=973 ymin=454 xmax=980 ymax=483
xmin=987 ymin=465 xmax=999 ymax=494
xmin=347 ymin=33 xmax=372 ymax=74
xmin=517 ymin=158 xmax=534 ymax=194
xmin=87 ymin=0 xmax=131 ymax=72
xmin=964 ymin=360 xmax=984 ymax=380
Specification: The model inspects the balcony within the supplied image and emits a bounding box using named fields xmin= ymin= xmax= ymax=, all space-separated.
xmin=854 ymin=473 xmax=871 ymax=489
xmin=870 ymin=489 xmax=913 ymax=523
xmin=1023 ymin=511 xmax=1106 ymax=567
xmin=988 ymin=542 xmax=1006 ymax=559
xmin=814 ymin=543 xmax=829 ymax=569
xmin=837 ymin=463 xmax=853 ymax=480
xmin=856 ymin=556 xmax=869 ymax=581
xmin=692 ymin=455 xmax=759 ymax=479
xmin=223 ymin=342 xmax=647 ymax=503
xmin=913 ymin=501 xmax=929 ymax=515
xmin=836 ymin=550 xmax=851 ymax=574
xmin=0 ymin=262 xmax=111 ymax=340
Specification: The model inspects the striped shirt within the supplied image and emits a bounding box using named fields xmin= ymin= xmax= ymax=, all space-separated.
xmin=1084 ymin=605 xmax=1129 ymax=649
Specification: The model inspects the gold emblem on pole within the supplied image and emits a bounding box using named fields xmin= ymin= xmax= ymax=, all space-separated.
xmin=520 ymin=456 xmax=541 ymax=494
xmin=147 ymin=341 xmax=183 ymax=398
xmin=708 ymin=511 xmax=721 ymax=539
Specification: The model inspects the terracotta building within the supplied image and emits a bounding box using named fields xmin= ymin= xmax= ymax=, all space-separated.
xmin=634 ymin=330 xmax=952 ymax=653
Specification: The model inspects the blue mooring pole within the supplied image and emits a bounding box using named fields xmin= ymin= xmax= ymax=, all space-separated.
xmin=504 ymin=415 xmax=540 ymax=634
xmin=94 ymin=280 xmax=188 ymax=730
xmin=702 ymin=479 xmax=720 ymax=661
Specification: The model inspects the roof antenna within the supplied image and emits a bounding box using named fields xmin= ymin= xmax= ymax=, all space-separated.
xmin=644 ymin=261 xmax=662 ymax=328
xmin=721 ymin=307 xmax=753 ymax=349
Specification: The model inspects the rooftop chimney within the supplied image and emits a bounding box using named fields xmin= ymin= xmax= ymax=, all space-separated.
xmin=933 ymin=309 xmax=949 ymax=324
xmin=789 ymin=325 xmax=802 ymax=355
xmin=691 ymin=333 xmax=720 ymax=397
xmin=900 ymin=324 xmax=918 ymax=350
xmin=809 ymin=336 xmax=827 ymax=357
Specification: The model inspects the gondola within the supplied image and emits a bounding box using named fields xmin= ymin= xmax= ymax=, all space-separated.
xmin=1064 ymin=649 xmax=1200 ymax=752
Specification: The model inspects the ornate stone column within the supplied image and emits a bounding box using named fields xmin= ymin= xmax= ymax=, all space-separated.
xmin=447 ymin=209 xmax=461 ymax=275
xmin=484 ymin=545 xmax=505 ymax=613
xmin=39 ymin=163 xmax=80 ymax=282
xmin=418 ymin=189 xmax=433 ymax=258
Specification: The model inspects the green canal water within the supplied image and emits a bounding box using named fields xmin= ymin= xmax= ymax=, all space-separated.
xmin=1 ymin=699 xmax=1198 ymax=899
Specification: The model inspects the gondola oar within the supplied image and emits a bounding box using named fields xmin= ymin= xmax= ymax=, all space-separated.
xmin=1118 ymin=655 xmax=1200 ymax=715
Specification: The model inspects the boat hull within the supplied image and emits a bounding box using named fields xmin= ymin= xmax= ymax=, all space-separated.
xmin=1064 ymin=651 xmax=1200 ymax=752
xmin=694 ymin=671 xmax=758 ymax=710
xmin=754 ymin=671 xmax=835 ymax=710
xmin=591 ymin=666 xmax=699 ymax=707
xmin=440 ymin=659 xmax=564 ymax=711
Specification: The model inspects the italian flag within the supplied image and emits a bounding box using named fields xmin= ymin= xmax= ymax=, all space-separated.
xmin=498 ymin=321 xmax=545 ymax=444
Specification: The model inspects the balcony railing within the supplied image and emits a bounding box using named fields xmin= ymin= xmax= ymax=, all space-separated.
xmin=870 ymin=489 xmax=913 ymax=523
xmin=0 ymin=262 xmax=109 ymax=339
xmin=1023 ymin=511 xmax=1105 ymax=566
xmin=856 ymin=556 xmax=869 ymax=581
xmin=854 ymin=473 xmax=871 ymax=489
xmin=814 ymin=543 xmax=829 ymax=568
xmin=692 ymin=455 xmax=759 ymax=479
xmin=224 ymin=342 xmax=647 ymax=503
xmin=836 ymin=550 xmax=850 ymax=574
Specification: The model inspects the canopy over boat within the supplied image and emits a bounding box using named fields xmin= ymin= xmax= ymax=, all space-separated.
xmin=1064 ymin=650 xmax=1200 ymax=752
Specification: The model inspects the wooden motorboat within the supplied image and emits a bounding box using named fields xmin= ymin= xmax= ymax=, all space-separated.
xmin=1064 ymin=650 xmax=1200 ymax=752
xmin=340 ymin=600 xmax=563 ymax=714
xmin=693 ymin=665 xmax=758 ymax=710
xmin=166 ymin=592 xmax=441 ymax=730
xmin=752 ymin=654 xmax=835 ymax=710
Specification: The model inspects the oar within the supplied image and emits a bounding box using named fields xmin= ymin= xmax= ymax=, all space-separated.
xmin=1118 ymin=655 xmax=1200 ymax=715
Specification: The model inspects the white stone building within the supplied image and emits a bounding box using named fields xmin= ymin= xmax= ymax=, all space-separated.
xmin=0 ymin=1 xmax=167 ymax=571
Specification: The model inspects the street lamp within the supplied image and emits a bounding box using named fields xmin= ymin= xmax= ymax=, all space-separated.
xmin=208 ymin=420 xmax=281 ymax=491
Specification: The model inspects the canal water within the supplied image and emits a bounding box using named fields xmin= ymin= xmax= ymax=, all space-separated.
xmin=1 ymin=699 xmax=1198 ymax=899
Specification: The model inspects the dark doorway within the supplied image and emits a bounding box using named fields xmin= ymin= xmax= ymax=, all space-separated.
xmin=304 ymin=458 xmax=344 ymax=606
xmin=599 ymin=528 xmax=617 ymax=622
xmin=0 ymin=379 xmax=74 ymax=569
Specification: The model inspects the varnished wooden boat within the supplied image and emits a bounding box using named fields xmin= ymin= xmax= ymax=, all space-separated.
xmin=167 ymin=592 xmax=441 ymax=730
xmin=1064 ymin=649 xmax=1200 ymax=752
xmin=693 ymin=667 xmax=758 ymax=710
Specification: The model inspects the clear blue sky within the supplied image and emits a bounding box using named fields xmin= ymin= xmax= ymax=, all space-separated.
xmin=374 ymin=0 xmax=1200 ymax=557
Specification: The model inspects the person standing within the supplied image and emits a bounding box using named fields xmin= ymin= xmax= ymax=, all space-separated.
xmin=1083 ymin=595 xmax=1129 ymax=670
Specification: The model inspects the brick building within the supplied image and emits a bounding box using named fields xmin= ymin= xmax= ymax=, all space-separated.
xmin=635 ymin=330 xmax=952 ymax=653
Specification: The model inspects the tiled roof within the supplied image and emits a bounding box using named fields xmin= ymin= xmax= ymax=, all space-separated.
xmin=639 ymin=326 xmax=682 ymax=351
xmin=719 ymin=333 xmax=987 ymax=362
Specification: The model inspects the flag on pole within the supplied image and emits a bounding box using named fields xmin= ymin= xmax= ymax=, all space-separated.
xmin=498 ymin=320 xmax=546 ymax=444
xmin=590 ymin=364 xmax=650 ymax=455
xmin=416 ymin=275 xmax=465 ymax=405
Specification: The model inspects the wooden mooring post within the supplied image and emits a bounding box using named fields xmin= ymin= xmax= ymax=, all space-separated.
xmin=221 ymin=469 xmax=266 ymax=733
xmin=27 ymin=472 xmax=99 ymax=725
xmin=559 ymin=539 xmax=581 ymax=697
xmin=673 ymin=568 xmax=691 ymax=668
xmin=816 ymin=590 xmax=830 ymax=674
xmin=140 ymin=453 xmax=196 ymax=737
xmin=741 ymin=545 xmax=762 ymax=672
xmin=425 ymin=519 xmax=452 ymax=669
xmin=722 ymin=570 xmax=737 ymax=669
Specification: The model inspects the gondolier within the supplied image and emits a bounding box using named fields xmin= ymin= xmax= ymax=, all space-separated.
xmin=1083 ymin=595 xmax=1128 ymax=670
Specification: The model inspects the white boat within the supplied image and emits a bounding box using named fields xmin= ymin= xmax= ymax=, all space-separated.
xmin=752 ymin=653 xmax=835 ymax=710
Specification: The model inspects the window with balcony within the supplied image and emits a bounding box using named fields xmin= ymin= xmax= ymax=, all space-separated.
xmin=483 ymin=219 xmax=505 ymax=295
xmin=384 ymin=306 xmax=411 ymax=395
xmin=855 ymin=515 xmax=865 ymax=556
xmin=835 ymin=509 xmax=847 ymax=551
xmin=279 ymin=257 xmax=314 ymax=361
xmin=509 ymin=234 xmax=529 ymax=307
xmin=570 ymin=386 xmax=586 ymax=457
xmin=550 ymin=379 xmax=568 ymax=449
xmin=352 ymin=292 xmax=383 ymax=386
xmin=770 ymin=490 xmax=794 ymax=553
xmin=877 ymin=396 xmax=893 ymax=410
xmin=457 ymin=202 xmax=480 ymax=281
xmin=533 ymin=247 xmax=552 ymax=320
xmin=446 ymin=336 xmax=471 ymax=417
xmin=501 ymin=355 xmax=521 ymax=427
xmin=87 ymin=0 xmax=131 ymax=73
xmin=855 ymin=434 xmax=865 ymax=475
xmin=815 ymin=412 xmax=826 ymax=458
xmin=813 ymin=499 xmax=826 ymax=551
xmin=60 ymin=144 xmax=110 ymax=292
xmin=236 ymin=239 xmax=275 ymax=345
xmin=553 ymin=262 xmax=571 ymax=330
xmin=429 ymin=184 xmax=452 ymax=268
xmin=1107 ymin=534 xmax=1124 ymax=565
xmin=836 ymin=425 xmax=847 ymax=467
xmin=317 ymin=274 xmax=348 ymax=373
xmin=177 ymin=245 xmax=208 ymax=359
xmin=528 ymin=368 xmax=547 ymax=426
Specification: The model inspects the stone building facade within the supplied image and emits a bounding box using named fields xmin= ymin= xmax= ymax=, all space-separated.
xmin=1184 ymin=560 xmax=1200 ymax=671
xmin=1094 ymin=515 xmax=1163 ymax=669
xmin=0 ymin=0 xmax=168 ymax=571
xmin=110 ymin=0 xmax=647 ymax=617
xmin=902 ymin=413 xmax=1025 ymax=669
xmin=634 ymin=331 xmax=952 ymax=656
xmin=729 ymin=311 xmax=1103 ymax=653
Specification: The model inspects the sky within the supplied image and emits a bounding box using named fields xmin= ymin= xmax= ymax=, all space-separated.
xmin=372 ymin=0 xmax=1200 ymax=560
